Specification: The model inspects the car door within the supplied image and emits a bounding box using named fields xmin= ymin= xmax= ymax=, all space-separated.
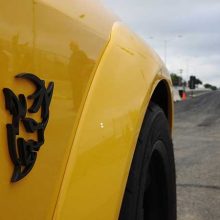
xmin=0 ymin=0 xmax=116 ymax=219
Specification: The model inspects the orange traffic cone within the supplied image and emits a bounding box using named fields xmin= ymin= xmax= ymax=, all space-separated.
xmin=182 ymin=92 xmax=187 ymax=101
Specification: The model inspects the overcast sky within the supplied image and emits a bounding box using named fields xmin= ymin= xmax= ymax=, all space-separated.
xmin=102 ymin=0 xmax=220 ymax=86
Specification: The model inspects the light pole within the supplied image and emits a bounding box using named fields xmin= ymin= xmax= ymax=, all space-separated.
xmin=164 ymin=35 xmax=182 ymax=65
xmin=147 ymin=35 xmax=183 ymax=65
xmin=164 ymin=40 xmax=167 ymax=65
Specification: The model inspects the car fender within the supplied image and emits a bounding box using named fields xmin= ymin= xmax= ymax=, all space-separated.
xmin=53 ymin=22 xmax=173 ymax=220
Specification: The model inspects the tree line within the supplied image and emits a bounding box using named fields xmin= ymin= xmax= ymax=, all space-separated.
xmin=170 ymin=73 xmax=217 ymax=90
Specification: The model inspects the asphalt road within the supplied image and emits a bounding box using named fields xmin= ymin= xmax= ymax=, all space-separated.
xmin=173 ymin=91 xmax=220 ymax=220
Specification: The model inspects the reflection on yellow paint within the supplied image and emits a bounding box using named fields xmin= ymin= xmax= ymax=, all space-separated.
xmin=69 ymin=41 xmax=94 ymax=110
xmin=11 ymin=34 xmax=34 ymax=73
xmin=0 ymin=40 xmax=10 ymax=77
xmin=0 ymin=34 xmax=34 ymax=82
xmin=0 ymin=0 xmax=115 ymax=219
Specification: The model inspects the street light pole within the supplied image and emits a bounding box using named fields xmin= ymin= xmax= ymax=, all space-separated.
xmin=164 ymin=40 xmax=167 ymax=65
xmin=147 ymin=35 xmax=183 ymax=66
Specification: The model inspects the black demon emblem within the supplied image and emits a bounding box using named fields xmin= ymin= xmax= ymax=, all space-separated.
xmin=3 ymin=73 xmax=54 ymax=182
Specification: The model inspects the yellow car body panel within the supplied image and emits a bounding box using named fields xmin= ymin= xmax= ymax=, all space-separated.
xmin=0 ymin=0 xmax=116 ymax=219
xmin=54 ymin=22 xmax=172 ymax=220
xmin=0 ymin=1 xmax=173 ymax=220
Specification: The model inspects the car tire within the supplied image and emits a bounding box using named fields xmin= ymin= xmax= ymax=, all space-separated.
xmin=119 ymin=102 xmax=176 ymax=220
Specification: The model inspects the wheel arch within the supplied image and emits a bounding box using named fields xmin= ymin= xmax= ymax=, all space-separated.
xmin=53 ymin=22 xmax=174 ymax=220
xmin=150 ymin=79 xmax=173 ymax=131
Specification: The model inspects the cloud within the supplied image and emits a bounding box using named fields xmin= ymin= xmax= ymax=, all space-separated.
xmin=102 ymin=0 xmax=220 ymax=86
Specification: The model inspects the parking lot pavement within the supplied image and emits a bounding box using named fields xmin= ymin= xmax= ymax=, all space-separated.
xmin=173 ymin=91 xmax=220 ymax=220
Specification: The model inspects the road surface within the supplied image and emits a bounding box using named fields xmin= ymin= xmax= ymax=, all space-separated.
xmin=174 ymin=91 xmax=220 ymax=220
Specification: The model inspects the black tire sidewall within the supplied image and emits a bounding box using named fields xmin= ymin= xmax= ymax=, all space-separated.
xmin=119 ymin=103 xmax=176 ymax=220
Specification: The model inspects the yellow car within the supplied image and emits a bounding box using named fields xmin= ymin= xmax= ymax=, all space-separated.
xmin=0 ymin=0 xmax=176 ymax=219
